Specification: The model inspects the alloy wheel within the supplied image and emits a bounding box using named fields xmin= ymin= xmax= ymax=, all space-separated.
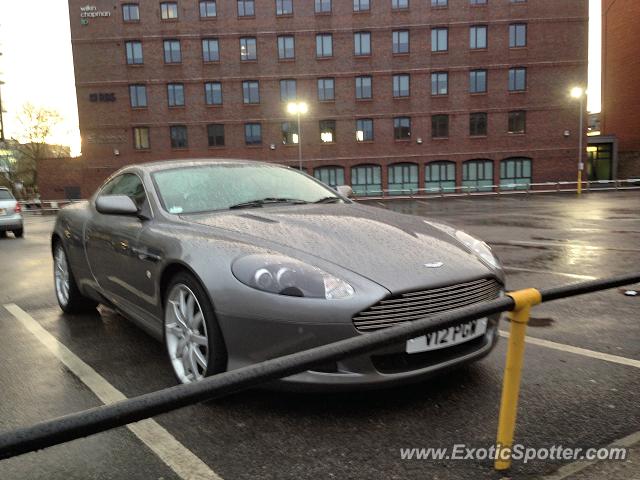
xmin=54 ymin=246 xmax=70 ymax=307
xmin=165 ymin=284 xmax=209 ymax=383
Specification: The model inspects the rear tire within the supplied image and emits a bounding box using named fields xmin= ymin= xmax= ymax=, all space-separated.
xmin=0 ymin=231 xmax=6 ymax=238
xmin=13 ymin=228 xmax=23 ymax=238
xmin=53 ymin=242 xmax=98 ymax=314
xmin=164 ymin=272 xmax=227 ymax=384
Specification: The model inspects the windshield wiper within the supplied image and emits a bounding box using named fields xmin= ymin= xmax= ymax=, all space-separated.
xmin=229 ymin=198 xmax=309 ymax=210
xmin=314 ymin=196 xmax=342 ymax=204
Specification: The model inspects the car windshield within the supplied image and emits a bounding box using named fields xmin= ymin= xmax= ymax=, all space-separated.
xmin=0 ymin=189 xmax=14 ymax=200
xmin=152 ymin=164 xmax=342 ymax=214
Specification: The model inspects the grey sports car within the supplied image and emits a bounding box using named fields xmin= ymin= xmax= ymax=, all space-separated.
xmin=52 ymin=159 xmax=504 ymax=388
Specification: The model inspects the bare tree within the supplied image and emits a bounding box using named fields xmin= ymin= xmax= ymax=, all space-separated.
xmin=10 ymin=103 xmax=65 ymax=191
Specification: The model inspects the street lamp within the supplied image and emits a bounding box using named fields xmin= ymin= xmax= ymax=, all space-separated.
xmin=570 ymin=86 xmax=585 ymax=195
xmin=286 ymin=101 xmax=308 ymax=171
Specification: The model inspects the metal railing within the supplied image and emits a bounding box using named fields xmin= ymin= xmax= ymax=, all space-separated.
xmin=355 ymin=178 xmax=640 ymax=200
xmin=16 ymin=179 xmax=640 ymax=214
xmin=0 ymin=272 xmax=639 ymax=471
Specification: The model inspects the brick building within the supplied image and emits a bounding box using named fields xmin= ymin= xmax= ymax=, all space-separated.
xmin=599 ymin=0 xmax=640 ymax=179
xmin=54 ymin=0 xmax=588 ymax=198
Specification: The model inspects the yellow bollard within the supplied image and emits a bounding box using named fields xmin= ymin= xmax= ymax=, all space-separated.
xmin=494 ymin=288 xmax=542 ymax=471
xmin=577 ymin=170 xmax=582 ymax=196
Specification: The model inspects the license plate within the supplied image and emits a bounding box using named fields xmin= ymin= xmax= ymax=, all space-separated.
xmin=406 ymin=318 xmax=488 ymax=354
xmin=0 ymin=208 xmax=5 ymax=216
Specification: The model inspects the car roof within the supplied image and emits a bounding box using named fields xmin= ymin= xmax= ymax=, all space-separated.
xmin=136 ymin=158 xmax=281 ymax=173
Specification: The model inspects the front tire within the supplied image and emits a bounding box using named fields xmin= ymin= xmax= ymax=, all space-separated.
xmin=164 ymin=272 xmax=226 ymax=384
xmin=53 ymin=242 xmax=98 ymax=314
xmin=13 ymin=228 xmax=23 ymax=238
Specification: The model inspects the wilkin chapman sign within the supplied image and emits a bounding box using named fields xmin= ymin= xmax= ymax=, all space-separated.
xmin=80 ymin=5 xmax=111 ymax=23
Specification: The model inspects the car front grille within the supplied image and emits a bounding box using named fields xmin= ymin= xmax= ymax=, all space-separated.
xmin=352 ymin=277 xmax=502 ymax=332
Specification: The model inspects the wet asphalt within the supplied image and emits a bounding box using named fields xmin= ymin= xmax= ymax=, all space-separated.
xmin=0 ymin=191 xmax=638 ymax=479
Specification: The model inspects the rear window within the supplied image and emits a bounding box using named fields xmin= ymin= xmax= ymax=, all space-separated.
xmin=0 ymin=189 xmax=14 ymax=200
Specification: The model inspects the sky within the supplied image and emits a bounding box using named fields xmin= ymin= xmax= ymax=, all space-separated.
xmin=0 ymin=0 xmax=602 ymax=157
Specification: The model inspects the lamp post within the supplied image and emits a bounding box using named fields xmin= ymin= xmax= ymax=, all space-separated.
xmin=286 ymin=101 xmax=308 ymax=171
xmin=570 ymin=87 xmax=585 ymax=195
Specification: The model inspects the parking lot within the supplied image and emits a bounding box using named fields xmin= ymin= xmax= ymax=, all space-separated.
xmin=0 ymin=191 xmax=639 ymax=479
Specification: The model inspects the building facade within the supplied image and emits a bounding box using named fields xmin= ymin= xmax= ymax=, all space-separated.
xmin=600 ymin=0 xmax=640 ymax=179
xmin=59 ymin=0 xmax=588 ymax=198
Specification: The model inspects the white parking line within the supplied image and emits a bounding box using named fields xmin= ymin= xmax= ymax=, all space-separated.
xmin=498 ymin=330 xmax=640 ymax=369
xmin=503 ymin=267 xmax=597 ymax=280
xmin=3 ymin=303 xmax=223 ymax=480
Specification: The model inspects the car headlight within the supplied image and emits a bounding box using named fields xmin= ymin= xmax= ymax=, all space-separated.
xmin=454 ymin=230 xmax=500 ymax=269
xmin=232 ymin=254 xmax=355 ymax=299
xmin=424 ymin=220 xmax=500 ymax=269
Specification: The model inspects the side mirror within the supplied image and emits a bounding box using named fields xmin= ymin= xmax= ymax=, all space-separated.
xmin=95 ymin=195 xmax=139 ymax=216
xmin=336 ymin=185 xmax=353 ymax=198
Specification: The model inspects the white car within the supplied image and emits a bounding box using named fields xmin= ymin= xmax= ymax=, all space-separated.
xmin=0 ymin=187 xmax=24 ymax=238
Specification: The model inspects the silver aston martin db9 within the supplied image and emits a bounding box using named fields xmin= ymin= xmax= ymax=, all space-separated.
xmin=52 ymin=159 xmax=504 ymax=388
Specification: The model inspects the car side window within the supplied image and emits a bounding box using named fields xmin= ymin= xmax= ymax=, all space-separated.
xmin=99 ymin=173 xmax=148 ymax=209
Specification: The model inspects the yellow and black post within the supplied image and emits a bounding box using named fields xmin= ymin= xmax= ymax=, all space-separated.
xmin=494 ymin=288 xmax=542 ymax=471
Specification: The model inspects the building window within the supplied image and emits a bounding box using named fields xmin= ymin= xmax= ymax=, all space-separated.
xmin=351 ymin=164 xmax=382 ymax=196
xmin=280 ymin=79 xmax=297 ymax=102
xmin=462 ymin=159 xmax=494 ymax=192
xmin=125 ymin=41 xmax=143 ymax=64
xmin=170 ymin=126 xmax=188 ymax=149
xmin=392 ymin=0 xmax=409 ymax=10
xmin=207 ymin=124 xmax=225 ymax=147
xmin=318 ymin=78 xmax=335 ymax=101
xmin=242 ymin=80 xmax=260 ymax=104
xmin=431 ymin=28 xmax=448 ymax=52
xmin=167 ymin=83 xmax=185 ymax=106
xmin=354 ymin=32 xmax=371 ymax=56
xmin=202 ymin=38 xmax=219 ymax=62
xmin=276 ymin=0 xmax=293 ymax=15
xmin=394 ymin=116 xmax=411 ymax=140
xmin=509 ymin=67 xmax=526 ymax=91
xmin=278 ymin=36 xmax=295 ymax=59
xmin=356 ymin=118 xmax=374 ymax=142
xmin=315 ymin=0 xmax=331 ymax=13
xmin=320 ymin=120 xmax=336 ymax=143
xmin=122 ymin=4 xmax=140 ymax=21
xmin=355 ymin=76 xmax=372 ymax=99
xmin=508 ymin=110 xmax=526 ymax=133
xmin=426 ymin=161 xmax=456 ymax=192
xmin=470 ymin=25 xmax=488 ymax=49
xmin=393 ymin=74 xmax=410 ymax=98
xmin=470 ymin=69 xmax=487 ymax=93
xmin=129 ymin=84 xmax=147 ymax=108
xmin=470 ymin=112 xmax=487 ymax=136
xmin=200 ymin=0 xmax=217 ymax=17
xmin=432 ymin=114 xmax=449 ymax=138
xmin=237 ymin=0 xmax=255 ymax=16
xmin=314 ymin=166 xmax=345 ymax=188
xmin=281 ymin=121 xmax=299 ymax=145
xmin=133 ymin=127 xmax=150 ymax=150
xmin=509 ymin=24 xmax=527 ymax=48
xmin=240 ymin=37 xmax=257 ymax=61
xmin=316 ymin=34 xmax=333 ymax=57
xmin=205 ymin=82 xmax=222 ymax=105
xmin=500 ymin=157 xmax=532 ymax=190
xmin=353 ymin=0 xmax=370 ymax=12
xmin=431 ymin=0 xmax=447 ymax=6
xmin=388 ymin=163 xmax=418 ymax=195
xmin=163 ymin=40 xmax=181 ymax=63
xmin=393 ymin=30 xmax=409 ymax=54
xmin=470 ymin=0 xmax=487 ymax=4
xmin=431 ymin=72 xmax=448 ymax=95
xmin=245 ymin=123 xmax=262 ymax=144
xmin=160 ymin=2 xmax=178 ymax=19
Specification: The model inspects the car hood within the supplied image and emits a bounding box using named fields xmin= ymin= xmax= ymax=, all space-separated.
xmin=186 ymin=203 xmax=499 ymax=294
